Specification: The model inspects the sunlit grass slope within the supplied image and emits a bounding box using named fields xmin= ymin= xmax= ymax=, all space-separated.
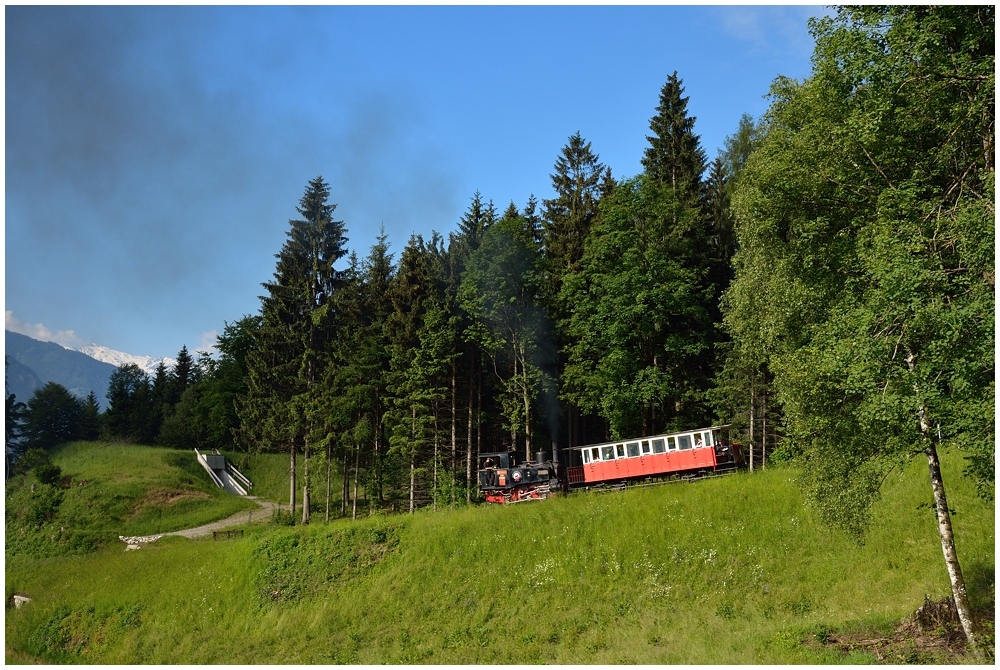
xmin=5 ymin=442 xmax=257 ymax=556
xmin=5 ymin=446 xmax=993 ymax=664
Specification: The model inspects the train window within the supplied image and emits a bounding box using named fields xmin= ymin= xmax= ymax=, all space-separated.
xmin=591 ymin=447 xmax=600 ymax=462
xmin=641 ymin=440 xmax=651 ymax=455
xmin=678 ymin=435 xmax=692 ymax=450
xmin=667 ymin=436 xmax=677 ymax=451
xmin=703 ymin=431 xmax=713 ymax=447
xmin=601 ymin=445 xmax=615 ymax=461
xmin=626 ymin=442 xmax=640 ymax=457
xmin=652 ymin=439 xmax=665 ymax=454
xmin=582 ymin=450 xmax=590 ymax=465
xmin=615 ymin=444 xmax=626 ymax=459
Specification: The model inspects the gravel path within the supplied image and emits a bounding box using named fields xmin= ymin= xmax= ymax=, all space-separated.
xmin=161 ymin=497 xmax=286 ymax=539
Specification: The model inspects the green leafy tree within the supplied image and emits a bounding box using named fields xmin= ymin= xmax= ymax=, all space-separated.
xmin=726 ymin=5 xmax=993 ymax=651
xmin=708 ymin=113 xmax=775 ymax=463
xmin=460 ymin=209 xmax=552 ymax=461
xmin=562 ymin=175 xmax=715 ymax=437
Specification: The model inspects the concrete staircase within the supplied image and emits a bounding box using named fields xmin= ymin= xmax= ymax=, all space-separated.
xmin=195 ymin=448 xmax=253 ymax=495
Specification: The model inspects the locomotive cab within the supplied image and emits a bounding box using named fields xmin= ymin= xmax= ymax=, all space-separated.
xmin=478 ymin=452 xmax=511 ymax=490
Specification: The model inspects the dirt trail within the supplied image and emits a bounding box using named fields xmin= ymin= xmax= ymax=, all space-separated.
xmin=162 ymin=497 xmax=287 ymax=539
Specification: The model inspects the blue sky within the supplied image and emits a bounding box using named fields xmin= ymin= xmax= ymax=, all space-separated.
xmin=6 ymin=5 xmax=828 ymax=360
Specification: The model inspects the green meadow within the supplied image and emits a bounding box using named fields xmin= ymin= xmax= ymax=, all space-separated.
xmin=5 ymin=442 xmax=993 ymax=664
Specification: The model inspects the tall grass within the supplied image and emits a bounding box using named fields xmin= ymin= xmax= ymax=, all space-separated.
xmin=6 ymin=446 xmax=992 ymax=664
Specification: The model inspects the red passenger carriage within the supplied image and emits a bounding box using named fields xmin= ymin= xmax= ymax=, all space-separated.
xmin=564 ymin=425 xmax=742 ymax=488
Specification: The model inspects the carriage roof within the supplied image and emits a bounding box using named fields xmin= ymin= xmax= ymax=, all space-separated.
xmin=565 ymin=424 xmax=732 ymax=451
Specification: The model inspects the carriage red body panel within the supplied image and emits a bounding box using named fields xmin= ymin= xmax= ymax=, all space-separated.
xmin=581 ymin=445 xmax=718 ymax=484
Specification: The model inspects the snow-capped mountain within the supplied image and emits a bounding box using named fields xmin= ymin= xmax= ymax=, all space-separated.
xmin=73 ymin=344 xmax=177 ymax=377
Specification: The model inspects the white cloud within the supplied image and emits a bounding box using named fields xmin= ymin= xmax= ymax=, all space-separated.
xmin=713 ymin=6 xmax=825 ymax=58
xmin=5 ymin=310 xmax=86 ymax=348
xmin=196 ymin=329 xmax=219 ymax=356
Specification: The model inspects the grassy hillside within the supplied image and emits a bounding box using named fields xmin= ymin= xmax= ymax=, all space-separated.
xmin=5 ymin=445 xmax=993 ymax=664
xmin=5 ymin=442 xmax=258 ymax=557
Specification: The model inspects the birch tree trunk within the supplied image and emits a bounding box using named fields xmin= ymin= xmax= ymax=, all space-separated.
xmin=761 ymin=392 xmax=767 ymax=469
xmin=907 ymin=350 xmax=981 ymax=654
xmin=341 ymin=447 xmax=349 ymax=516
xmin=301 ymin=444 xmax=310 ymax=525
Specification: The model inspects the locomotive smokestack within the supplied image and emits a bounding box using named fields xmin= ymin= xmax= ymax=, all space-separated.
xmin=551 ymin=439 xmax=559 ymax=467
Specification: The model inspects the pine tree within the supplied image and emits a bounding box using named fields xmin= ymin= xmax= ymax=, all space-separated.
xmin=238 ymin=176 xmax=348 ymax=521
xmin=105 ymin=364 xmax=154 ymax=443
xmin=169 ymin=345 xmax=194 ymax=405
xmin=460 ymin=208 xmax=553 ymax=461
xmin=79 ymin=391 xmax=102 ymax=440
xmin=449 ymin=193 xmax=498 ymax=501
xmin=22 ymin=382 xmax=85 ymax=451
xmin=542 ymin=132 xmax=607 ymax=286
xmin=6 ymin=364 xmax=26 ymax=475
xmin=641 ymin=71 xmax=707 ymax=205
xmin=385 ymin=234 xmax=452 ymax=512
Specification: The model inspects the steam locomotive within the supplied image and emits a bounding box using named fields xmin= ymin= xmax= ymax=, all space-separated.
xmin=478 ymin=425 xmax=742 ymax=504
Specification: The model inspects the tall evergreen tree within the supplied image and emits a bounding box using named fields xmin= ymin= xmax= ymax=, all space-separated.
xmin=79 ymin=391 xmax=102 ymax=440
xmin=239 ymin=176 xmax=348 ymax=521
xmin=542 ymin=132 xmax=607 ymax=288
xmin=105 ymin=364 xmax=155 ymax=443
xmin=169 ymin=345 xmax=194 ymax=405
xmin=385 ymin=234 xmax=452 ymax=512
xmin=449 ymin=193 xmax=498 ymax=500
xmin=641 ymin=71 xmax=707 ymax=205
xmin=6 ymin=363 xmax=26 ymax=475
xmin=22 ymin=382 xmax=85 ymax=451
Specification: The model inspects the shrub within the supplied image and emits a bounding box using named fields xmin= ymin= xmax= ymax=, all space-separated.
xmin=34 ymin=461 xmax=63 ymax=487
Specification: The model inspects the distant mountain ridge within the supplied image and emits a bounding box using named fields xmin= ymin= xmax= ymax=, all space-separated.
xmin=73 ymin=343 xmax=176 ymax=377
xmin=5 ymin=331 xmax=178 ymax=409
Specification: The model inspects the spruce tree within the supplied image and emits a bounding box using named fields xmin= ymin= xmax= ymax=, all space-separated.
xmin=169 ymin=345 xmax=194 ymax=405
xmin=79 ymin=391 xmax=102 ymax=440
xmin=22 ymin=382 xmax=85 ymax=451
xmin=239 ymin=176 xmax=348 ymax=521
xmin=641 ymin=71 xmax=707 ymax=205
xmin=542 ymin=132 xmax=607 ymax=286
